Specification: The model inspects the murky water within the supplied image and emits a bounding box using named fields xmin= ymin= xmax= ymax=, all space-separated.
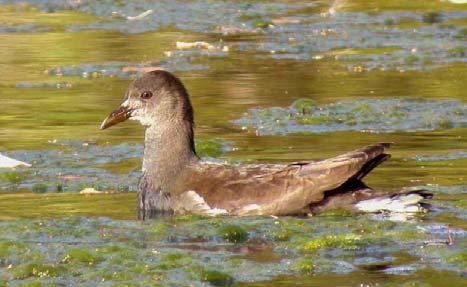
xmin=0 ymin=1 xmax=466 ymax=286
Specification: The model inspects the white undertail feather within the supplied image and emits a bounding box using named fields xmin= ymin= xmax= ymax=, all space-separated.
xmin=355 ymin=193 xmax=427 ymax=213
xmin=0 ymin=153 xmax=31 ymax=168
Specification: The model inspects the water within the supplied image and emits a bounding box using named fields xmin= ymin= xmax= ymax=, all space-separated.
xmin=0 ymin=0 xmax=466 ymax=286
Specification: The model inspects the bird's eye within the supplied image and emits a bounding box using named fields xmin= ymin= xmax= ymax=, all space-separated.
xmin=141 ymin=91 xmax=153 ymax=99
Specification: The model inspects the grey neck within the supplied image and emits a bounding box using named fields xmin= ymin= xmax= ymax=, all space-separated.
xmin=138 ymin=119 xmax=197 ymax=217
xmin=142 ymin=119 xmax=197 ymax=185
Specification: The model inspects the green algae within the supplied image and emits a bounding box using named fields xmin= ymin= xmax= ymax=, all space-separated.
xmin=0 ymin=215 xmax=466 ymax=285
xmin=272 ymin=229 xmax=292 ymax=242
xmin=0 ymin=241 xmax=25 ymax=258
xmin=236 ymin=97 xmax=467 ymax=135
xmin=405 ymin=55 xmax=420 ymax=65
xmin=157 ymin=252 xmax=194 ymax=270
xmin=422 ymin=12 xmax=443 ymax=24
xmin=448 ymin=47 xmax=466 ymax=57
xmin=62 ymin=248 xmax=102 ymax=265
xmin=253 ymin=20 xmax=272 ymax=29
xmin=297 ymin=116 xmax=332 ymax=125
xmin=200 ymin=270 xmax=235 ymax=286
xmin=218 ymin=224 xmax=248 ymax=243
xmin=292 ymin=258 xmax=316 ymax=275
xmin=384 ymin=18 xmax=396 ymax=26
xmin=292 ymin=99 xmax=317 ymax=114
xmin=301 ymin=234 xmax=367 ymax=252
xmin=96 ymin=245 xmax=126 ymax=255
xmin=0 ymin=172 xmax=23 ymax=185
xmin=31 ymin=183 xmax=48 ymax=193
xmin=0 ymin=139 xmax=231 ymax=194
xmin=12 ymin=263 xmax=65 ymax=279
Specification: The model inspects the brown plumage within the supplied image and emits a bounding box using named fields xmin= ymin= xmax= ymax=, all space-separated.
xmin=100 ymin=70 xmax=431 ymax=219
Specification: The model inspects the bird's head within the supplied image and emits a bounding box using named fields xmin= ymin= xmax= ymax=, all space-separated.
xmin=100 ymin=70 xmax=194 ymax=130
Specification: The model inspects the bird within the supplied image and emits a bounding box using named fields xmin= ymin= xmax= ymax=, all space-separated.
xmin=100 ymin=70 xmax=431 ymax=219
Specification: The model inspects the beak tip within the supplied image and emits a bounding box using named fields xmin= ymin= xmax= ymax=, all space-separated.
xmin=99 ymin=120 xmax=108 ymax=130
xmin=99 ymin=105 xmax=131 ymax=130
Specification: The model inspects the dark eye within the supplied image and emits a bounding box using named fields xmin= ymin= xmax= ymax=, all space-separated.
xmin=141 ymin=91 xmax=153 ymax=99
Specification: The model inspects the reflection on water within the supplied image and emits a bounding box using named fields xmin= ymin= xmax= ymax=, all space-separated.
xmin=0 ymin=0 xmax=466 ymax=286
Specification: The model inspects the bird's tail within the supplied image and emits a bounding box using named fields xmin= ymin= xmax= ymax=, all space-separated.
xmin=354 ymin=189 xmax=432 ymax=213
xmin=307 ymin=147 xmax=433 ymax=214
xmin=309 ymin=184 xmax=432 ymax=214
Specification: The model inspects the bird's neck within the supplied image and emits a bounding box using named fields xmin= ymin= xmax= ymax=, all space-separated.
xmin=138 ymin=118 xmax=197 ymax=218
xmin=142 ymin=119 xmax=197 ymax=189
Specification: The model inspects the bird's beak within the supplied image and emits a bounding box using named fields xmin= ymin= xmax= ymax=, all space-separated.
xmin=100 ymin=105 xmax=132 ymax=130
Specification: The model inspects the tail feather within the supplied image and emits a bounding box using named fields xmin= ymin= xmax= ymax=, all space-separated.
xmin=305 ymin=142 xmax=433 ymax=215
xmin=354 ymin=153 xmax=391 ymax=181
xmin=298 ymin=143 xmax=392 ymax=193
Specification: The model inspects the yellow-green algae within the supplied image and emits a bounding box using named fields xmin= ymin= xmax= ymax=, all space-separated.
xmin=301 ymin=234 xmax=367 ymax=252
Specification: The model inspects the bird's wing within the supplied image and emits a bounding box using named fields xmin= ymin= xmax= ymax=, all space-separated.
xmin=177 ymin=143 xmax=391 ymax=216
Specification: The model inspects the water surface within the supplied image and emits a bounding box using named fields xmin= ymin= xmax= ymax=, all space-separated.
xmin=0 ymin=1 xmax=466 ymax=286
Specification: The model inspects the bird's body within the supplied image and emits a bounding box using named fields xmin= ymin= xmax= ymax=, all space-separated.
xmin=100 ymin=70 xmax=430 ymax=219
xmin=171 ymin=143 xmax=388 ymax=216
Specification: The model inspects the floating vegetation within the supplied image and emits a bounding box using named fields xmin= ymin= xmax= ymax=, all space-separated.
xmin=0 ymin=24 xmax=49 ymax=33
xmin=234 ymin=98 xmax=467 ymax=135
xmin=0 ymin=214 xmax=465 ymax=285
xmin=301 ymin=234 xmax=366 ymax=252
xmin=0 ymin=172 xmax=23 ymax=185
xmin=413 ymin=151 xmax=467 ymax=162
xmin=409 ymin=185 xmax=467 ymax=195
xmin=2 ymin=1 xmax=465 ymax=71
xmin=0 ymin=139 xmax=230 ymax=193
xmin=255 ymin=10 xmax=467 ymax=71
xmin=200 ymin=269 xmax=235 ymax=286
xmin=31 ymin=183 xmax=48 ymax=193
xmin=422 ymin=12 xmax=443 ymax=24
xmin=42 ymin=45 xmax=231 ymax=79
xmin=15 ymin=82 xmax=72 ymax=89
xmin=218 ymin=224 xmax=248 ymax=243
xmin=45 ymin=58 xmax=206 ymax=79
xmin=61 ymin=249 xmax=102 ymax=265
